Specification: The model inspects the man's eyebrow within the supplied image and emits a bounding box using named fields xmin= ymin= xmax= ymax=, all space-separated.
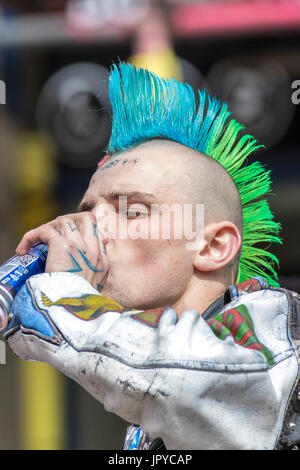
xmin=77 ymin=191 xmax=160 ymax=213
xmin=110 ymin=191 xmax=160 ymax=204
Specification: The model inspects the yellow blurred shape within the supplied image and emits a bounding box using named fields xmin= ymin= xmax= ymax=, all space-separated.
xmin=15 ymin=131 xmax=57 ymax=193
xmin=19 ymin=361 xmax=65 ymax=450
xmin=130 ymin=47 xmax=182 ymax=81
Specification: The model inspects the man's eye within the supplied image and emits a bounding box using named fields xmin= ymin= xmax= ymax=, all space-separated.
xmin=126 ymin=205 xmax=149 ymax=218
xmin=127 ymin=210 xmax=148 ymax=218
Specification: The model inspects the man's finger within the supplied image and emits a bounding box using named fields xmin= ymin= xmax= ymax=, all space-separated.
xmin=16 ymin=212 xmax=96 ymax=254
xmin=16 ymin=225 xmax=63 ymax=254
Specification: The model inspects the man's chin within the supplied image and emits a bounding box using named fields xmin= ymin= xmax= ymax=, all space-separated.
xmin=99 ymin=287 xmax=155 ymax=311
xmin=99 ymin=285 xmax=133 ymax=309
xmin=99 ymin=282 xmax=171 ymax=311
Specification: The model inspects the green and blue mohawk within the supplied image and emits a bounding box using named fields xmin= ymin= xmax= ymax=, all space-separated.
xmin=104 ymin=62 xmax=282 ymax=286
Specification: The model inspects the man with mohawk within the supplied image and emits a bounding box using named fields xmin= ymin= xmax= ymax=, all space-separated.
xmin=5 ymin=63 xmax=300 ymax=450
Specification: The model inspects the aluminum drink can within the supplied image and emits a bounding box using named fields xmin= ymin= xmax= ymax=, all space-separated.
xmin=0 ymin=244 xmax=48 ymax=333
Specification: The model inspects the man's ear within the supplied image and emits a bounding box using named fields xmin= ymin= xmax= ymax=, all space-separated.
xmin=193 ymin=221 xmax=242 ymax=273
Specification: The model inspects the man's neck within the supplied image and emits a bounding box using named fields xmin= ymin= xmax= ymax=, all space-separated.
xmin=171 ymin=275 xmax=228 ymax=318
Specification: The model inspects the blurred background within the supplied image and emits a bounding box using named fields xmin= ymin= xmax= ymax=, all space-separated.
xmin=0 ymin=0 xmax=299 ymax=450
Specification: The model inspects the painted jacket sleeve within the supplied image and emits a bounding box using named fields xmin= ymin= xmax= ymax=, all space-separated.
xmin=5 ymin=272 xmax=299 ymax=450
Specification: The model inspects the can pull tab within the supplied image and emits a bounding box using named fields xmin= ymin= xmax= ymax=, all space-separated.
xmin=0 ymin=305 xmax=8 ymax=333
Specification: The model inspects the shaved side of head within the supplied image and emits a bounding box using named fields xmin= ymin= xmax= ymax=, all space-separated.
xmin=173 ymin=143 xmax=242 ymax=231
xmin=177 ymin=143 xmax=243 ymax=280
xmin=152 ymin=140 xmax=243 ymax=280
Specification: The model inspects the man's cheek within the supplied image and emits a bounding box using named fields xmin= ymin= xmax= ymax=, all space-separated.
xmin=105 ymin=234 xmax=185 ymax=284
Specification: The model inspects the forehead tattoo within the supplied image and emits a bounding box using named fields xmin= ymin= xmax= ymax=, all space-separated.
xmin=97 ymin=156 xmax=141 ymax=172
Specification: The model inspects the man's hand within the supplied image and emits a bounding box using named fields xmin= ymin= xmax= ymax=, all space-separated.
xmin=15 ymin=212 xmax=109 ymax=292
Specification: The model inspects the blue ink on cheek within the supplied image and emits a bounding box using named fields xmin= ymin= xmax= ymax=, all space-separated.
xmin=78 ymin=249 xmax=104 ymax=273
xmin=93 ymin=223 xmax=99 ymax=238
xmin=67 ymin=253 xmax=83 ymax=273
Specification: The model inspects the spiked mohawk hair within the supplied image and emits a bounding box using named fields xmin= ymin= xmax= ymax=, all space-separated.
xmin=103 ymin=62 xmax=281 ymax=286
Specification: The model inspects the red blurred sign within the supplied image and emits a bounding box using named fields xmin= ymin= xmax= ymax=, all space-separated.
xmin=172 ymin=0 xmax=300 ymax=37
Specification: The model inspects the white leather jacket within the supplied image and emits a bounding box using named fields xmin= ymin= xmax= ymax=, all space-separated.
xmin=4 ymin=272 xmax=300 ymax=450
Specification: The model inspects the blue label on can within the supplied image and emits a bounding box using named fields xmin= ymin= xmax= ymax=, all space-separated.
xmin=0 ymin=244 xmax=48 ymax=293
